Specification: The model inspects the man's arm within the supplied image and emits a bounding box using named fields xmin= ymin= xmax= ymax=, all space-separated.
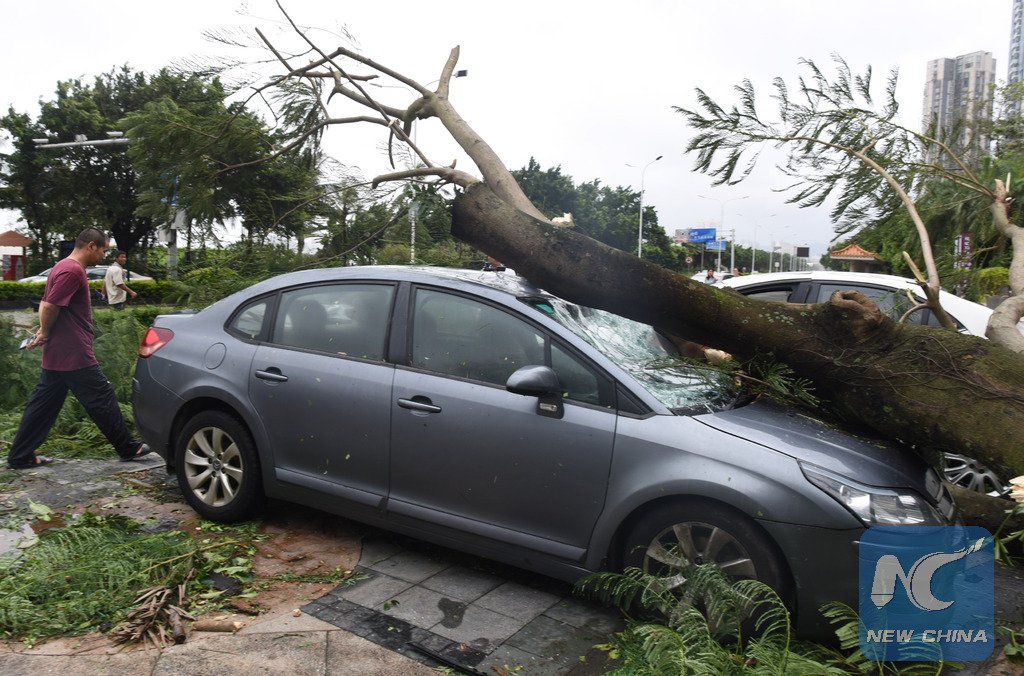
xmin=117 ymin=280 xmax=137 ymax=299
xmin=30 ymin=301 xmax=60 ymax=348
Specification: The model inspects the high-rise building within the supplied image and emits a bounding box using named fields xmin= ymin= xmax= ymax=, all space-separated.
xmin=1010 ymin=0 xmax=1024 ymax=86
xmin=921 ymin=51 xmax=996 ymax=155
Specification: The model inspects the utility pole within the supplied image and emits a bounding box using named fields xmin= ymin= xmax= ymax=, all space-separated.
xmin=409 ymin=200 xmax=419 ymax=264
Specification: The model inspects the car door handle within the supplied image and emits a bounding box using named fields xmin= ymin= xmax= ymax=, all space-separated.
xmin=255 ymin=368 xmax=289 ymax=383
xmin=397 ymin=397 xmax=441 ymax=413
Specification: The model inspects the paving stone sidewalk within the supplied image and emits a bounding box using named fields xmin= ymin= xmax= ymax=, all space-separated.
xmin=303 ymin=534 xmax=622 ymax=675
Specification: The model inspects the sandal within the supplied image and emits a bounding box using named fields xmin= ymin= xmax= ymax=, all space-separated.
xmin=7 ymin=455 xmax=54 ymax=470
xmin=119 ymin=443 xmax=152 ymax=462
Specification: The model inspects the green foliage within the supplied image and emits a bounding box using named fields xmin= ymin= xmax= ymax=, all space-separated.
xmin=0 ymin=281 xmax=46 ymax=302
xmin=512 ymin=158 xmax=679 ymax=266
xmin=376 ymin=243 xmax=412 ymax=265
xmin=124 ymin=85 xmax=328 ymax=249
xmin=0 ymin=514 xmax=201 ymax=642
xmin=120 ymin=280 xmax=190 ymax=304
xmin=0 ymin=279 xmax=184 ymax=307
xmin=1001 ymin=625 xmax=1024 ymax=664
xmin=577 ymin=565 xmax=946 ymax=674
xmin=680 ymin=57 xmax=917 ymax=225
xmin=654 ymin=351 xmax=819 ymax=410
xmin=675 ymin=55 xmax=1023 ymax=287
xmin=971 ymin=267 xmax=1010 ymax=302
xmin=0 ymin=316 xmax=40 ymax=410
xmin=419 ymin=241 xmax=480 ymax=268
xmin=177 ymin=266 xmax=250 ymax=307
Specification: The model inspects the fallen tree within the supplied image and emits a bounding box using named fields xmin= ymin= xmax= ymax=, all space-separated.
xmin=245 ymin=8 xmax=1024 ymax=492
xmin=451 ymin=183 xmax=1024 ymax=483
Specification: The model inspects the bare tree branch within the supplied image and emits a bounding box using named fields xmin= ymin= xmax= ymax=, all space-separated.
xmin=370 ymin=166 xmax=479 ymax=189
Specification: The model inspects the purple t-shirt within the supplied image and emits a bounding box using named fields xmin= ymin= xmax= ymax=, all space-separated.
xmin=41 ymin=257 xmax=96 ymax=371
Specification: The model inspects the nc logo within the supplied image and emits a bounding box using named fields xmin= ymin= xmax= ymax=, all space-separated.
xmin=870 ymin=538 xmax=985 ymax=611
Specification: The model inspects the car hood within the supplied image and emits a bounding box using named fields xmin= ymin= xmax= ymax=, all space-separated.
xmin=693 ymin=399 xmax=935 ymax=494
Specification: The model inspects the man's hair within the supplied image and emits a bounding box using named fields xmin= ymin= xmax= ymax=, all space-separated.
xmin=75 ymin=227 xmax=108 ymax=249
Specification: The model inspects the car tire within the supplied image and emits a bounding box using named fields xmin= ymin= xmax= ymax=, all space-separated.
xmin=175 ymin=411 xmax=263 ymax=522
xmin=621 ymin=501 xmax=790 ymax=602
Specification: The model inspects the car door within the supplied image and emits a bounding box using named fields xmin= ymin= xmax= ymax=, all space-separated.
xmin=387 ymin=286 xmax=617 ymax=553
xmin=248 ymin=282 xmax=396 ymax=505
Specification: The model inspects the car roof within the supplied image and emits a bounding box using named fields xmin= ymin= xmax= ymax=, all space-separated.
xmin=720 ymin=270 xmax=925 ymax=290
xmin=233 ymin=266 xmax=548 ymax=300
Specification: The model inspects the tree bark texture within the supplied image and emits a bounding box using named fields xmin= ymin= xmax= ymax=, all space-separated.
xmin=452 ymin=182 xmax=1024 ymax=481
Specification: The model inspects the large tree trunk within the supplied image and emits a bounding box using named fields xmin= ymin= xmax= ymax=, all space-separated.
xmin=452 ymin=182 xmax=1024 ymax=481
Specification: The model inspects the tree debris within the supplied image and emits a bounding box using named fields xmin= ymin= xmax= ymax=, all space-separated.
xmin=112 ymin=571 xmax=195 ymax=646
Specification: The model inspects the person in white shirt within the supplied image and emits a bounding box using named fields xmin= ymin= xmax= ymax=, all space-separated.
xmin=103 ymin=251 xmax=137 ymax=309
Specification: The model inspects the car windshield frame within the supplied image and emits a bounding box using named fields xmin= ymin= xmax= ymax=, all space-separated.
xmin=523 ymin=296 xmax=737 ymax=414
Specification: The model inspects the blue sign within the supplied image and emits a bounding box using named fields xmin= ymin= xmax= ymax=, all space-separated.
xmin=687 ymin=227 xmax=717 ymax=243
xmin=859 ymin=526 xmax=993 ymax=662
xmin=705 ymin=240 xmax=727 ymax=251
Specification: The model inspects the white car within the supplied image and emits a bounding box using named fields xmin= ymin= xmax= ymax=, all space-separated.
xmin=720 ymin=270 xmax=995 ymax=337
xmin=18 ymin=265 xmax=153 ymax=284
xmin=720 ymin=270 xmax=1009 ymax=496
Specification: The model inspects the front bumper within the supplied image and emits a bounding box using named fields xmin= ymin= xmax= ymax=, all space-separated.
xmin=758 ymin=519 xmax=863 ymax=641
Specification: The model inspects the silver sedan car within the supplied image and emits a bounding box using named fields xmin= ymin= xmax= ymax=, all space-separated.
xmin=132 ymin=267 xmax=955 ymax=639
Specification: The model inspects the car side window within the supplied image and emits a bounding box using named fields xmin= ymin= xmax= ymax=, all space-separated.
xmin=739 ymin=284 xmax=798 ymax=302
xmin=412 ymin=289 xmax=544 ymax=386
xmin=551 ymin=342 xmax=614 ymax=407
xmin=229 ymin=299 xmax=269 ymax=340
xmin=815 ymin=283 xmax=916 ymax=322
xmin=272 ymin=284 xmax=394 ymax=359
xmin=412 ymin=289 xmax=615 ymax=407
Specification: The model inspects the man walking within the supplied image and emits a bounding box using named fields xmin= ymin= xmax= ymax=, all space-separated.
xmin=103 ymin=250 xmax=137 ymax=309
xmin=7 ymin=228 xmax=149 ymax=469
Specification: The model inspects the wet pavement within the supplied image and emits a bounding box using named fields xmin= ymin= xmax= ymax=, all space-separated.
xmin=304 ymin=534 xmax=621 ymax=674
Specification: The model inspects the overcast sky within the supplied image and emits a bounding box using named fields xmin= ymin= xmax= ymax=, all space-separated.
xmin=0 ymin=0 xmax=1015 ymax=260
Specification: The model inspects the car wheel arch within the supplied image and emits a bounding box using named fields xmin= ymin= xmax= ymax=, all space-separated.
xmin=169 ymin=397 xmax=262 ymax=469
xmin=602 ymin=494 xmax=793 ymax=587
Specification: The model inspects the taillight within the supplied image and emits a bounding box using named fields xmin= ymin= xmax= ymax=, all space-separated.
xmin=139 ymin=327 xmax=174 ymax=358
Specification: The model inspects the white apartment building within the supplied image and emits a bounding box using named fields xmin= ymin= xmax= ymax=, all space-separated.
xmin=921 ymin=51 xmax=996 ymax=154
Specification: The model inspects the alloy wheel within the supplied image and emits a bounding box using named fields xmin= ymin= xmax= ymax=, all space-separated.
xmin=183 ymin=426 xmax=245 ymax=507
xmin=943 ymin=452 xmax=1009 ymax=498
xmin=642 ymin=521 xmax=757 ymax=591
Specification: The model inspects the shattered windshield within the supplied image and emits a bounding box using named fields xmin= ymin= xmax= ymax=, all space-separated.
xmin=526 ymin=297 xmax=737 ymax=414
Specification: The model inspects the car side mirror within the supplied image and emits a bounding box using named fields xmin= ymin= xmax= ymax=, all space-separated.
xmin=506 ymin=366 xmax=564 ymax=419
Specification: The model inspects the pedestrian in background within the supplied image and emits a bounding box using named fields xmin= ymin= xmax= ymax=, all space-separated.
xmin=6 ymin=228 xmax=150 ymax=469
xmin=103 ymin=250 xmax=137 ymax=309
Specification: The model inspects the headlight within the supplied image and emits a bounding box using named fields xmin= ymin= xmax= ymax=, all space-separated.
xmin=801 ymin=463 xmax=945 ymax=526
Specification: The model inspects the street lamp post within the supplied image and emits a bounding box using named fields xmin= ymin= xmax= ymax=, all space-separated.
xmin=698 ymin=194 xmax=747 ymax=271
xmin=628 ymin=155 xmax=663 ymax=258
xmin=737 ymin=212 xmax=774 ymax=273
